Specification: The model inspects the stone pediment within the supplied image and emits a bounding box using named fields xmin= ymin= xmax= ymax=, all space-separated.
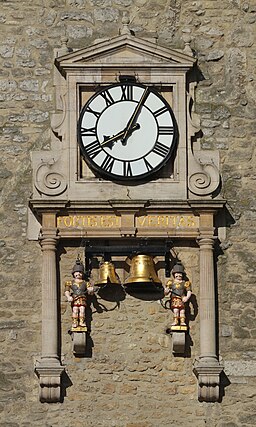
xmin=56 ymin=34 xmax=195 ymax=72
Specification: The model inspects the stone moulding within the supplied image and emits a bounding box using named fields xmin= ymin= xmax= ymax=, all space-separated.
xmin=51 ymin=65 xmax=67 ymax=140
xmin=193 ymin=358 xmax=224 ymax=402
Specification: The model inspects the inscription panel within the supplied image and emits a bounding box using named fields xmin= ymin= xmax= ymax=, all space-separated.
xmin=57 ymin=215 xmax=120 ymax=228
xmin=136 ymin=214 xmax=198 ymax=228
xmin=57 ymin=214 xmax=199 ymax=229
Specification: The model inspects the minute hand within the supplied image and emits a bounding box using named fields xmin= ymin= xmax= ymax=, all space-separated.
xmin=121 ymin=87 xmax=150 ymax=145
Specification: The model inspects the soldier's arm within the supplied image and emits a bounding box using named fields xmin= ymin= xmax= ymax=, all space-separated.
xmin=182 ymin=281 xmax=192 ymax=302
xmin=64 ymin=281 xmax=73 ymax=302
xmin=163 ymin=279 xmax=172 ymax=295
xmin=86 ymin=280 xmax=94 ymax=295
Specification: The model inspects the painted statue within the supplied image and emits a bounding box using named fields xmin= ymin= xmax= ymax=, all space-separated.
xmin=164 ymin=263 xmax=192 ymax=327
xmin=65 ymin=257 xmax=94 ymax=329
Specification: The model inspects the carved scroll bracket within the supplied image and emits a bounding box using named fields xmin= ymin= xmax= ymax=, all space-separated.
xmin=33 ymin=153 xmax=67 ymax=197
xmin=188 ymin=157 xmax=220 ymax=196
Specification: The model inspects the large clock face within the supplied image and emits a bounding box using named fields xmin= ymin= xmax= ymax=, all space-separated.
xmin=78 ymin=82 xmax=177 ymax=181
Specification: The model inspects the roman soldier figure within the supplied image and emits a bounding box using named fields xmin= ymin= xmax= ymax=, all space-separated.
xmin=65 ymin=257 xmax=94 ymax=329
xmin=164 ymin=263 xmax=192 ymax=326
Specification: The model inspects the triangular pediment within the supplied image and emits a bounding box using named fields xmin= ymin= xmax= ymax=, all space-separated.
xmin=56 ymin=34 xmax=195 ymax=71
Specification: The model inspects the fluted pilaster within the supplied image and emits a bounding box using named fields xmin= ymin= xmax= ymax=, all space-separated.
xmin=198 ymin=237 xmax=216 ymax=359
xmin=193 ymin=230 xmax=223 ymax=402
xmin=35 ymin=224 xmax=64 ymax=403
xmin=40 ymin=231 xmax=59 ymax=359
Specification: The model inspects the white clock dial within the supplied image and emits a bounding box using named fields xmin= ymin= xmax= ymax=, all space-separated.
xmin=78 ymin=82 xmax=177 ymax=181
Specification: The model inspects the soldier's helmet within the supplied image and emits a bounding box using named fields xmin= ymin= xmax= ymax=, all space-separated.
xmin=72 ymin=256 xmax=85 ymax=276
xmin=172 ymin=262 xmax=185 ymax=277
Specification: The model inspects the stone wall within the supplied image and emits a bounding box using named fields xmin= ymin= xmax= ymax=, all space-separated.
xmin=0 ymin=1 xmax=256 ymax=426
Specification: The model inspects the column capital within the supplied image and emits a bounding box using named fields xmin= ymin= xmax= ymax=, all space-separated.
xmin=39 ymin=228 xmax=59 ymax=249
xmin=197 ymin=236 xmax=216 ymax=248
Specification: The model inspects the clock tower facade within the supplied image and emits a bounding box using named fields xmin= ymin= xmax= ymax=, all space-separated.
xmin=29 ymin=33 xmax=224 ymax=403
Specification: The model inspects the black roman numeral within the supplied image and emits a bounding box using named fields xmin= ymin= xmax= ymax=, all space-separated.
xmin=101 ymin=155 xmax=115 ymax=172
xmin=120 ymin=85 xmax=133 ymax=101
xmin=123 ymin=161 xmax=133 ymax=177
xmin=80 ymin=126 xmax=96 ymax=137
xmin=158 ymin=126 xmax=174 ymax=135
xmin=86 ymin=106 xmax=101 ymax=118
xmin=100 ymin=89 xmax=115 ymax=107
xmin=152 ymin=141 xmax=169 ymax=158
xmin=144 ymin=158 xmax=153 ymax=171
xmin=153 ymin=106 xmax=169 ymax=117
xmin=85 ymin=140 xmax=102 ymax=159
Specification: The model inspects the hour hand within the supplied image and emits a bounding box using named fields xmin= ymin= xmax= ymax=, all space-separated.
xmin=101 ymin=123 xmax=140 ymax=148
xmin=102 ymin=135 xmax=115 ymax=149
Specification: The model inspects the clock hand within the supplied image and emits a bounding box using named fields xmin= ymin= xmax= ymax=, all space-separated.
xmin=101 ymin=123 xmax=140 ymax=148
xmin=121 ymin=86 xmax=149 ymax=145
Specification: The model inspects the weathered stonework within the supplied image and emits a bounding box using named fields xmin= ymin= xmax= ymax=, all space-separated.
xmin=0 ymin=0 xmax=256 ymax=425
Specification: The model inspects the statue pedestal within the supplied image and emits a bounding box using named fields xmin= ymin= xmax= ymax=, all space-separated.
xmin=71 ymin=329 xmax=87 ymax=356
xmin=171 ymin=325 xmax=187 ymax=354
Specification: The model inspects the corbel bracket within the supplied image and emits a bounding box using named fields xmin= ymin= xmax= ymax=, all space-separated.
xmin=35 ymin=360 xmax=64 ymax=403
xmin=193 ymin=357 xmax=224 ymax=402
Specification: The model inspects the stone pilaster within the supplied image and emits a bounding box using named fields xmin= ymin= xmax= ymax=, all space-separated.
xmin=193 ymin=215 xmax=223 ymax=402
xmin=35 ymin=214 xmax=64 ymax=403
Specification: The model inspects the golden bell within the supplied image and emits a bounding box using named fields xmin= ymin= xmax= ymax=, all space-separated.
xmin=125 ymin=254 xmax=161 ymax=285
xmin=96 ymin=261 xmax=120 ymax=285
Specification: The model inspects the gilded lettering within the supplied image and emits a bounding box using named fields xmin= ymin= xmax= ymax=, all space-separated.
xmin=101 ymin=215 xmax=115 ymax=227
xmin=137 ymin=216 xmax=147 ymax=227
xmin=178 ymin=216 xmax=185 ymax=227
xmin=169 ymin=215 xmax=176 ymax=227
xmin=147 ymin=216 xmax=158 ymax=227
xmin=157 ymin=215 xmax=169 ymax=227
xmin=73 ymin=216 xmax=82 ymax=227
xmin=87 ymin=216 xmax=98 ymax=227
xmin=187 ymin=216 xmax=196 ymax=227
xmin=82 ymin=216 xmax=88 ymax=227
xmin=57 ymin=217 xmax=62 ymax=228
xmin=57 ymin=214 xmax=197 ymax=229
xmin=63 ymin=216 xmax=73 ymax=227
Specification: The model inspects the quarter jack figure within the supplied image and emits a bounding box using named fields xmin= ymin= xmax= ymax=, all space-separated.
xmin=164 ymin=263 xmax=192 ymax=327
xmin=65 ymin=257 xmax=94 ymax=330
